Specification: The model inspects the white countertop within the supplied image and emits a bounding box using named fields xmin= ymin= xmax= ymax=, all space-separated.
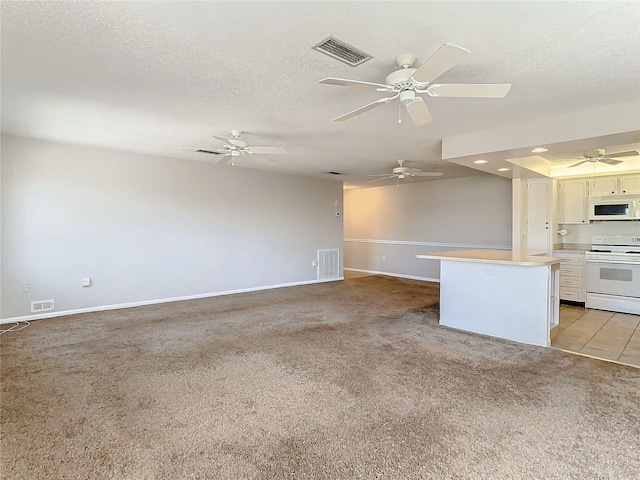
xmin=553 ymin=243 xmax=591 ymax=253
xmin=415 ymin=249 xmax=562 ymax=266
xmin=553 ymin=248 xmax=589 ymax=254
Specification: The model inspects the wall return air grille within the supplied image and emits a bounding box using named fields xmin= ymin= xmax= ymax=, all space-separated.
xmin=31 ymin=299 xmax=55 ymax=313
xmin=317 ymin=249 xmax=340 ymax=280
xmin=312 ymin=36 xmax=372 ymax=67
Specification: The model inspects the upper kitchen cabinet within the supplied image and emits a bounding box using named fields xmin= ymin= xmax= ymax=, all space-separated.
xmin=589 ymin=174 xmax=640 ymax=196
xmin=558 ymin=179 xmax=588 ymax=224
xmin=619 ymin=175 xmax=640 ymax=194
xmin=589 ymin=177 xmax=617 ymax=196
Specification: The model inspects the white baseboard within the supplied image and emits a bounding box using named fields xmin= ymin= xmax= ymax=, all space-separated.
xmin=0 ymin=277 xmax=344 ymax=324
xmin=344 ymin=268 xmax=439 ymax=283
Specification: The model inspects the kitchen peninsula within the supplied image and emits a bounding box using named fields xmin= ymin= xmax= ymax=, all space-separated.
xmin=416 ymin=250 xmax=561 ymax=347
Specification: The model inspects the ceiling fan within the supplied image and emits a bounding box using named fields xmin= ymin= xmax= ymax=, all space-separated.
xmin=568 ymin=148 xmax=639 ymax=168
xmin=182 ymin=130 xmax=287 ymax=166
xmin=368 ymin=160 xmax=443 ymax=185
xmin=319 ymin=43 xmax=511 ymax=127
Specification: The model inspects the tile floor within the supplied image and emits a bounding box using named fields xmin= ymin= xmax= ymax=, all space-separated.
xmin=552 ymin=305 xmax=640 ymax=367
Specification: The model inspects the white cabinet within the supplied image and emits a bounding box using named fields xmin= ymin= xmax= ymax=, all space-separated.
xmin=527 ymin=180 xmax=550 ymax=225
xmin=528 ymin=226 xmax=551 ymax=255
xmin=553 ymin=251 xmax=585 ymax=303
xmin=526 ymin=179 xmax=552 ymax=255
xmin=589 ymin=177 xmax=617 ymax=195
xmin=557 ymin=179 xmax=588 ymax=224
xmin=433 ymin=257 xmax=559 ymax=347
xmin=620 ymin=175 xmax=640 ymax=194
xmin=589 ymin=174 xmax=640 ymax=196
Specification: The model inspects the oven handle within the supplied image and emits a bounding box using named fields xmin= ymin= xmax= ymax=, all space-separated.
xmin=585 ymin=259 xmax=640 ymax=265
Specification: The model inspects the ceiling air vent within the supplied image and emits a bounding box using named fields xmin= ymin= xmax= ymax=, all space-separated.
xmin=312 ymin=36 xmax=372 ymax=67
xmin=325 ymin=171 xmax=343 ymax=175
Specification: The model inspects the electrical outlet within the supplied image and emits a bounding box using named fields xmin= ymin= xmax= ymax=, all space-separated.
xmin=23 ymin=283 xmax=31 ymax=293
xmin=82 ymin=278 xmax=91 ymax=287
xmin=382 ymin=255 xmax=386 ymax=261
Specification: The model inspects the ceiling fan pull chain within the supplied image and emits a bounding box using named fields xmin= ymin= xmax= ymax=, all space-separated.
xmin=398 ymin=100 xmax=402 ymax=124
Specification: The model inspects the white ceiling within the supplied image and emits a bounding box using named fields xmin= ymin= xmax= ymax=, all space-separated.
xmin=2 ymin=1 xmax=639 ymax=188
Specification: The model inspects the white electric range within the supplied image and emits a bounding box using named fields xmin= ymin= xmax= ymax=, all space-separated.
xmin=585 ymin=235 xmax=640 ymax=315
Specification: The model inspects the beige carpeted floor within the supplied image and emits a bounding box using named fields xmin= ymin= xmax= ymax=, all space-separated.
xmin=1 ymin=275 xmax=639 ymax=479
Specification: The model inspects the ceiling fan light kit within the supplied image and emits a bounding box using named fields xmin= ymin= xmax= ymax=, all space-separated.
xmin=319 ymin=43 xmax=512 ymax=127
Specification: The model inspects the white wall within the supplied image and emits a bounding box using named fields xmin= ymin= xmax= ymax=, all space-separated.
xmin=344 ymin=175 xmax=512 ymax=281
xmin=1 ymin=135 xmax=343 ymax=319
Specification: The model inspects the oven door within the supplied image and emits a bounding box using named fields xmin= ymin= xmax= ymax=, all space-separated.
xmin=586 ymin=261 xmax=640 ymax=297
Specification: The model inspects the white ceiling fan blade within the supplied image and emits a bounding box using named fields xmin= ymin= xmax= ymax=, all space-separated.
xmin=214 ymin=153 xmax=231 ymax=165
xmin=369 ymin=175 xmax=397 ymax=183
xmin=411 ymin=43 xmax=471 ymax=84
xmin=603 ymin=150 xmax=639 ymax=158
xmin=248 ymin=146 xmax=287 ymax=155
xmin=319 ymin=77 xmax=393 ymax=91
xmin=568 ymin=159 xmax=590 ymax=168
xmin=599 ymin=158 xmax=624 ymax=166
xmin=212 ymin=135 xmax=236 ymax=148
xmin=426 ymin=83 xmax=511 ymax=98
xmin=405 ymin=97 xmax=433 ymax=126
xmin=412 ymin=171 xmax=443 ymax=177
xmin=332 ymin=97 xmax=394 ymax=122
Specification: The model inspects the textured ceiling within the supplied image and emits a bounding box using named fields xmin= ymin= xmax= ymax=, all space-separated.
xmin=2 ymin=1 xmax=639 ymax=187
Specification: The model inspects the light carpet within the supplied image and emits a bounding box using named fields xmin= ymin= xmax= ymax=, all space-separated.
xmin=1 ymin=275 xmax=639 ymax=479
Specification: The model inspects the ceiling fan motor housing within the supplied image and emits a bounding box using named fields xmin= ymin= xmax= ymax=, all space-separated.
xmin=585 ymin=148 xmax=606 ymax=158
xmin=385 ymin=68 xmax=417 ymax=88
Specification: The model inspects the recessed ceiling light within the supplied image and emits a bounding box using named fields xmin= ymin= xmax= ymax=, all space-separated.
xmin=474 ymin=159 xmax=488 ymax=164
xmin=498 ymin=167 xmax=510 ymax=172
xmin=531 ymin=147 xmax=548 ymax=153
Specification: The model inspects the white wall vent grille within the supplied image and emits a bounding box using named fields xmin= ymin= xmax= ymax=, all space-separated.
xmin=317 ymin=249 xmax=340 ymax=280
xmin=31 ymin=299 xmax=55 ymax=313
xmin=312 ymin=36 xmax=372 ymax=67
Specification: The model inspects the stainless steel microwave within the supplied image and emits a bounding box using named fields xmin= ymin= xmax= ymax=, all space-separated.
xmin=589 ymin=195 xmax=640 ymax=221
